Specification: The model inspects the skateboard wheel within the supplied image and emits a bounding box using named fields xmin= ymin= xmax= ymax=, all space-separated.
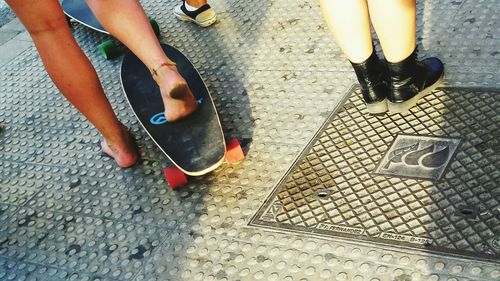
xmin=98 ymin=39 xmax=119 ymax=60
xmin=225 ymin=138 xmax=245 ymax=164
xmin=163 ymin=166 xmax=188 ymax=189
xmin=149 ymin=19 xmax=161 ymax=38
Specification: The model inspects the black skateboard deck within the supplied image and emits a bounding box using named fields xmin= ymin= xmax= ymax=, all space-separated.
xmin=121 ymin=44 xmax=226 ymax=176
xmin=62 ymin=0 xmax=108 ymax=34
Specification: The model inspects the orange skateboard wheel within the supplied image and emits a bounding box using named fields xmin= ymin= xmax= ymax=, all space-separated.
xmin=163 ymin=166 xmax=188 ymax=189
xmin=225 ymin=138 xmax=245 ymax=164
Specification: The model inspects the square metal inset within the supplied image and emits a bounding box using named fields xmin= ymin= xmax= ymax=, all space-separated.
xmin=375 ymin=135 xmax=460 ymax=180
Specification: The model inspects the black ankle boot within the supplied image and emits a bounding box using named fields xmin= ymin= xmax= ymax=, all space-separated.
xmin=350 ymin=51 xmax=389 ymax=114
xmin=386 ymin=48 xmax=444 ymax=113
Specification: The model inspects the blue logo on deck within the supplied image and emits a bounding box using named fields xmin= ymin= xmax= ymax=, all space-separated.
xmin=150 ymin=112 xmax=168 ymax=125
xmin=149 ymin=98 xmax=204 ymax=125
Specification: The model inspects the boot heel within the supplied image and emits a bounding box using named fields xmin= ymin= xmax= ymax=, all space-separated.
xmin=387 ymin=48 xmax=444 ymax=113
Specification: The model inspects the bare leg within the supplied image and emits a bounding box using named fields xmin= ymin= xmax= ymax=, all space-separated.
xmin=368 ymin=0 xmax=416 ymax=63
xmin=85 ymin=0 xmax=197 ymax=122
xmin=320 ymin=0 xmax=389 ymax=114
xmin=319 ymin=0 xmax=373 ymax=63
xmin=6 ymin=0 xmax=138 ymax=167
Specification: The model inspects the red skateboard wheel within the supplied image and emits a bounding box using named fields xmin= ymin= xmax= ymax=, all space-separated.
xmin=225 ymin=138 xmax=245 ymax=164
xmin=163 ymin=166 xmax=188 ymax=189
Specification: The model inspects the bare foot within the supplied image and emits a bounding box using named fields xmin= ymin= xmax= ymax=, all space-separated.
xmin=101 ymin=125 xmax=139 ymax=168
xmin=152 ymin=63 xmax=198 ymax=122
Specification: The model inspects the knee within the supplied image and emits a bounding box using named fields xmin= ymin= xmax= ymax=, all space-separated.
xmin=26 ymin=17 xmax=68 ymax=36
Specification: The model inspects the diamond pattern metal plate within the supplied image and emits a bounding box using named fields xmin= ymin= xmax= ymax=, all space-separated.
xmin=250 ymin=87 xmax=500 ymax=261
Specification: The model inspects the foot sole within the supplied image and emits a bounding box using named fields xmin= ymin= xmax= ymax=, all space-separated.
xmin=174 ymin=13 xmax=216 ymax=27
xmin=388 ymin=74 xmax=444 ymax=113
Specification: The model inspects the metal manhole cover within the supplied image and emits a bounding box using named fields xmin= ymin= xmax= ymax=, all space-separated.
xmin=250 ymin=87 xmax=500 ymax=262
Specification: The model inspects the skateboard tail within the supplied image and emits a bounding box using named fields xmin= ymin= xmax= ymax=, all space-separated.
xmin=180 ymin=154 xmax=225 ymax=177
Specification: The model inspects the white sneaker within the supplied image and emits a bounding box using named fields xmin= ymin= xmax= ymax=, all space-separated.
xmin=173 ymin=2 xmax=217 ymax=27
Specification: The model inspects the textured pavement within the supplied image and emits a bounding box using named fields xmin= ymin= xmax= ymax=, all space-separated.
xmin=0 ymin=0 xmax=499 ymax=280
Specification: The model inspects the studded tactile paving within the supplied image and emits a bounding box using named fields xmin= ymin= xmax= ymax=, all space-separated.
xmin=1 ymin=0 xmax=500 ymax=280
xmin=251 ymin=87 xmax=500 ymax=261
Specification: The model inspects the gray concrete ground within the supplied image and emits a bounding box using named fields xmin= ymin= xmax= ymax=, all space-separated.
xmin=0 ymin=0 xmax=499 ymax=280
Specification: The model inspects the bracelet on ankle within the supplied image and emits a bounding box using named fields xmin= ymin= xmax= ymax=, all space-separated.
xmin=151 ymin=61 xmax=177 ymax=76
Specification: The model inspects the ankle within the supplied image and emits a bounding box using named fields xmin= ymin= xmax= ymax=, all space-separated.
xmin=185 ymin=0 xmax=206 ymax=8
xmin=150 ymin=61 xmax=181 ymax=86
xmin=103 ymin=123 xmax=130 ymax=146
xmin=151 ymin=61 xmax=177 ymax=77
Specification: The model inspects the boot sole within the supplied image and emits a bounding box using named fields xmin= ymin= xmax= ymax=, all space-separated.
xmin=388 ymin=74 xmax=444 ymax=113
xmin=174 ymin=12 xmax=217 ymax=27
xmin=366 ymin=99 xmax=388 ymax=114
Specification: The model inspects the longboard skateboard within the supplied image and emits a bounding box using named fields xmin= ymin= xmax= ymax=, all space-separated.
xmin=121 ymin=43 xmax=244 ymax=189
xmin=62 ymin=0 xmax=160 ymax=59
